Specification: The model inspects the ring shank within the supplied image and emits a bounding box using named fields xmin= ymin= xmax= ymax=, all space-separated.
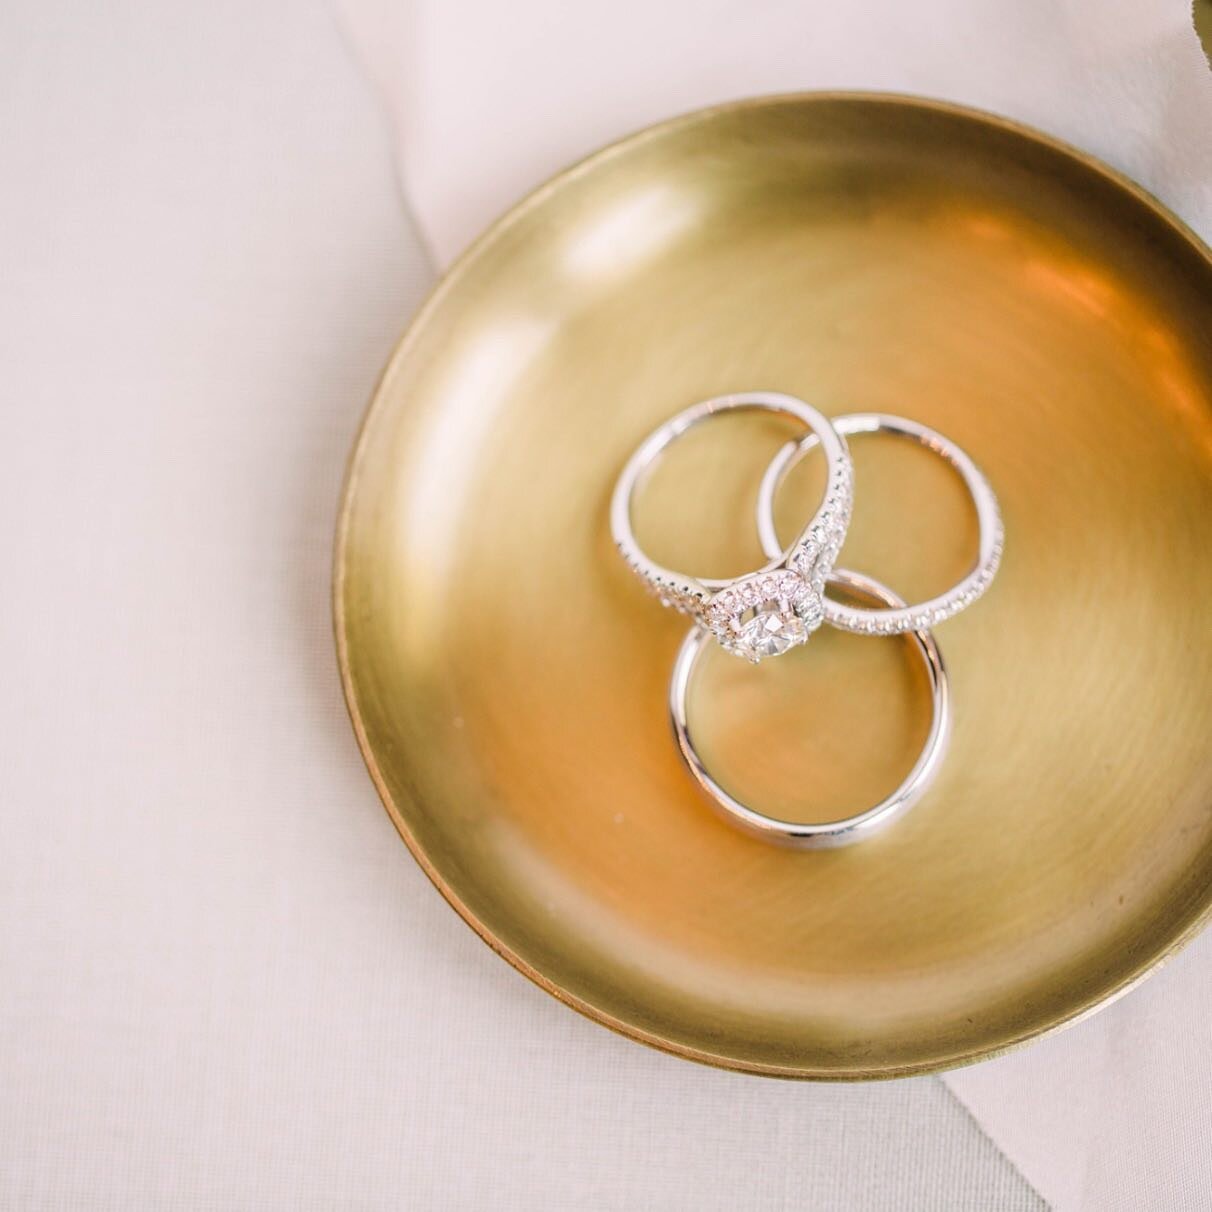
xmin=610 ymin=392 xmax=852 ymax=619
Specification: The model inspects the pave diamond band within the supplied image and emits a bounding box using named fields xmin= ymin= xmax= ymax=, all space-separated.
xmin=610 ymin=392 xmax=853 ymax=661
xmin=755 ymin=413 xmax=1003 ymax=636
xmin=670 ymin=567 xmax=951 ymax=848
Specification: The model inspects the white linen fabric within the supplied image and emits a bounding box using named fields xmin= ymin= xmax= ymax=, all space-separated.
xmin=334 ymin=1 xmax=1212 ymax=1209
xmin=338 ymin=0 xmax=1212 ymax=266
xmin=0 ymin=0 xmax=1045 ymax=1207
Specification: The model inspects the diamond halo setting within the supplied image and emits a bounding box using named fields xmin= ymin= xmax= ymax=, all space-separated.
xmin=706 ymin=570 xmax=824 ymax=663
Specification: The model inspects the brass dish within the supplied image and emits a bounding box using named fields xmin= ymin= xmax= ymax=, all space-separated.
xmin=335 ymin=94 xmax=1212 ymax=1078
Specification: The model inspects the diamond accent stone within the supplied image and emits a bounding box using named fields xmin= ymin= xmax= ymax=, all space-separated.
xmin=733 ymin=607 xmax=807 ymax=661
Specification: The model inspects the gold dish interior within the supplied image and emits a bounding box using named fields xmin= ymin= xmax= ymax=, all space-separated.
xmin=336 ymin=95 xmax=1212 ymax=1077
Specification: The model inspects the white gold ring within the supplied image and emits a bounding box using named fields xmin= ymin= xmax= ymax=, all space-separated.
xmin=755 ymin=413 xmax=1003 ymax=635
xmin=669 ymin=567 xmax=951 ymax=848
xmin=611 ymin=392 xmax=853 ymax=662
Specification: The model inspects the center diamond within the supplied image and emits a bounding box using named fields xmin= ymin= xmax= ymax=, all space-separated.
xmin=734 ymin=605 xmax=808 ymax=661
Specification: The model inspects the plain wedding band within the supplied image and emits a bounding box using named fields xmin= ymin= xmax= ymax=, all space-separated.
xmin=669 ymin=566 xmax=951 ymax=848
